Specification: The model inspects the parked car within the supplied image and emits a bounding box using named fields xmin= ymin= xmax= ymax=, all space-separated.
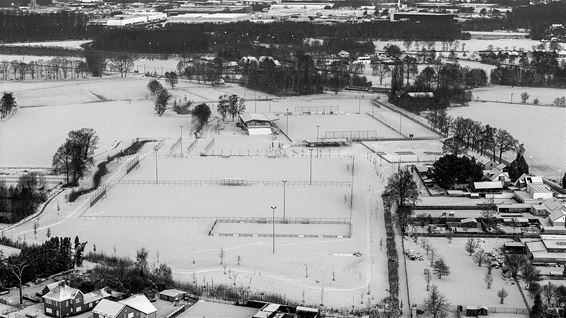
xmin=25 ymin=313 xmax=37 ymax=318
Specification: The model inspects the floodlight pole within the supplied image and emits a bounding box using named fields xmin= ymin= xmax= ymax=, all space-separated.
xmin=154 ymin=147 xmax=159 ymax=184
xmin=180 ymin=125 xmax=184 ymax=157
xmin=282 ymin=180 xmax=287 ymax=220
xmin=309 ymin=149 xmax=313 ymax=185
xmin=316 ymin=125 xmax=320 ymax=158
xmin=271 ymin=206 xmax=277 ymax=254
xmin=286 ymin=108 xmax=289 ymax=135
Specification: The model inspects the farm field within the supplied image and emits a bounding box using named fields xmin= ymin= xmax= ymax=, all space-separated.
xmin=448 ymin=97 xmax=566 ymax=178
xmin=405 ymin=237 xmax=526 ymax=309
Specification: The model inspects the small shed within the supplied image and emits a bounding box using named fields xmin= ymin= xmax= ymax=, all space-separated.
xmin=460 ymin=218 xmax=478 ymax=228
xmin=159 ymin=289 xmax=186 ymax=302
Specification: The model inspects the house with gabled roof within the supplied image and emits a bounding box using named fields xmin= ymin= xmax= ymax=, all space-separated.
xmin=549 ymin=209 xmax=566 ymax=227
xmin=42 ymin=282 xmax=110 ymax=317
xmin=93 ymin=295 xmax=157 ymax=318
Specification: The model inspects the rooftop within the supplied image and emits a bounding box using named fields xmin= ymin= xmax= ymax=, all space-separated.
xmin=119 ymin=295 xmax=157 ymax=314
xmin=42 ymin=283 xmax=81 ymax=302
xmin=93 ymin=299 xmax=126 ymax=318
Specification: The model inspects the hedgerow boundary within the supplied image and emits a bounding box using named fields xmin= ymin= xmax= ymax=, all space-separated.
xmin=382 ymin=194 xmax=401 ymax=311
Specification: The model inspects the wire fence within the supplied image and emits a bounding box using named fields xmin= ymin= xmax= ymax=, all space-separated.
xmin=186 ymin=139 xmax=198 ymax=154
xmin=169 ymin=137 xmax=182 ymax=154
xmin=118 ymin=179 xmax=352 ymax=187
xmin=203 ymin=138 xmax=215 ymax=154
xmin=79 ymin=215 xmax=350 ymax=223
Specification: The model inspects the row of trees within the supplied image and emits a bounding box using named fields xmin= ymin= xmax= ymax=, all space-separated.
xmin=427 ymin=114 xmax=520 ymax=165
xmin=0 ymin=236 xmax=87 ymax=304
xmin=52 ymin=128 xmax=99 ymax=185
xmin=0 ymin=11 xmax=88 ymax=42
xmin=0 ymin=58 xmax=89 ymax=81
xmin=490 ymin=53 xmax=566 ymax=88
xmin=0 ymin=173 xmax=47 ymax=224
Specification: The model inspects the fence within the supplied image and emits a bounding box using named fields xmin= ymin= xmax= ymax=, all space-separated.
xmin=169 ymin=137 xmax=182 ymax=154
xmin=295 ymin=105 xmax=339 ymax=114
xmin=373 ymin=100 xmax=443 ymax=137
xmin=89 ymin=187 xmax=107 ymax=207
xmin=202 ymin=138 xmax=215 ymax=155
xmin=119 ymin=179 xmax=352 ymax=187
xmin=80 ymin=215 xmax=350 ymax=223
xmin=217 ymin=217 xmax=350 ymax=224
xmin=186 ymin=139 xmax=198 ymax=154
xmin=325 ymin=130 xmax=378 ymax=141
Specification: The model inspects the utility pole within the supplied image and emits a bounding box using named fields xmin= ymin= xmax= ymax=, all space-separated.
xmin=316 ymin=125 xmax=320 ymax=158
xmin=309 ymin=149 xmax=313 ymax=185
xmin=270 ymin=206 xmax=277 ymax=254
xmin=154 ymin=147 xmax=159 ymax=184
xmin=286 ymin=108 xmax=289 ymax=135
xmin=179 ymin=126 xmax=184 ymax=157
xmin=282 ymin=180 xmax=287 ymax=220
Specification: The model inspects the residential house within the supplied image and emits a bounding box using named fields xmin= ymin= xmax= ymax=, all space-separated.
xmin=479 ymin=159 xmax=498 ymax=171
xmin=515 ymin=174 xmax=544 ymax=188
xmin=93 ymin=295 xmax=157 ymax=318
xmin=42 ymin=281 xmax=66 ymax=296
xmin=549 ymin=209 xmax=566 ymax=227
xmin=472 ymin=181 xmax=503 ymax=193
xmin=42 ymin=283 xmax=110 ymax=317
xmin=395 ymin=90 xmax=436 ymax=112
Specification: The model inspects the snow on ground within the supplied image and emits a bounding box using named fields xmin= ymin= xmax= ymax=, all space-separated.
xmin=83 ymin=184 xmax=352 ymax=219
xmin=471 ymin=85 xmax=566 ymax=106
xmin=2 ymin=40 xmax=90 ymax=50
xmin=0 ymin=54 xmax=83 ymax=63
xmin=405 ymin=237 xmax=526 ymax=309
xmin=211 ymin=222 xmax=350 ymax=236
xmin=0 ymin=99 xmax=190 ymax=167
xmin=364 ymin=140 xmax=442 ymax=163
xmin=373 ymin=39 xmax=541 ymax=53
xmin=284 ymin=113 xmax=402 ymax=141
xmin=123 ymin=156 xmax=353 ymax=181
xmin=448 ymin=97 xmax=566 ymax=178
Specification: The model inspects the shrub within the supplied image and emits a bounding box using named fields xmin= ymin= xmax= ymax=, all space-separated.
xmin=92 ymin=162 xmax=108 ymax=189
xmin=533 ymin=98 xmax=539 ymax=105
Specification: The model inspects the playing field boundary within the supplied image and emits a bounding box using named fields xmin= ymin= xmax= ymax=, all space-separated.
xmin=119 ymin=179 xmax=352 ymax=187
xmin=209 ymin=217 xmax=352 ymax=239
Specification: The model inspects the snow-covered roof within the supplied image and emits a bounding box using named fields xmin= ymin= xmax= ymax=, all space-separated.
xmin=239 ymin=112 xmax=279 ymax=123
xmin=460 ymin=218 xmax=477 ymax=224
xmin=549 ymin=209 xmax=566 ymax=222
xmin=93 ymin=299 xmax=126 ymax=318
xmin=159 ymin=289 xmax=185 ymax=297
xmin=543 ymin=198 xmax=564 ymax=212
xmin=119 ymin=295 xmax=157 ymax=314
xmin=44 ymin=280 xmax=65 ymax=292
xmin=406 ymin=92 xmax=434 ymax=98
xmin=83 ymin=288 xmax=111 ymax=304
xmin=473 ymin=181 xmax=503 ymax=190
xmin=42 ymin=283 xmax=81 ymax=302
xmin=527 ymin=183 xmax=551 ymax=194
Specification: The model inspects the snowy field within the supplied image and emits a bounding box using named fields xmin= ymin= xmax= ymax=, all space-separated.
xmin=373 ymin=38 xmax=542 ymax=53
xmin=448 ymin=97 xmax=566 ymax=178
xmin=364 ymin=140 xmax=443 ymax=163
xmin=405 ymin=237 xmax=526 ymax=309
xmin=211 ymin=222 xmax=351 ymax=237
xmin=83 ymin=184 xmax=352 ymax=219
xmin=124 ymin=156 xmax=353 ymax=181
xmin=2 ymin=40 xmax=90 ymax=50
xmin=471 ymin=85 xmax=566 ymax=106
xmin=284 ymin=113 xmax=402 ymax=141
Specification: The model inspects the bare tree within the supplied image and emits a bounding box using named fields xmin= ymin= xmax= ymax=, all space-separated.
xmin=110 ymin=56 xmax=135 ymax=77
xmin=425 ymin=269 xmax=432 ymax=291
xmin=8 ymin=260 xmax=29 ymax=304
xmin=423 ymin=285 xmax=450 ymax=318
xmin=219 ymin=247 xmax=225 ymax=265
xmin=473 ymin=249 xmax=487 ymax=267
xmin=484 ymin=272 xmax=493 ymax=289
xmin=497 ymin=287 xmax=508 ymax=304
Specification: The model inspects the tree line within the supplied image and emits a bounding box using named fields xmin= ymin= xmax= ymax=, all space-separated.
xmin=0 ymin=173 xmax=47 ymax=224
xmin=0 ymin=236 xmax=87 ymax=304
xmin=0 ymin=58 xmax=89 ymax=81
xmin=489 ymin=51 xmax=566 ymax=88
xmin=0 ymin=11 xmax=89 ymax=42
xmin=427 ymin=113 xmax=520 ymax=164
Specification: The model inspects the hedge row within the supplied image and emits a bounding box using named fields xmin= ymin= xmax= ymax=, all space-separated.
xmin=382 ymin=194 xmax=400 ymax=305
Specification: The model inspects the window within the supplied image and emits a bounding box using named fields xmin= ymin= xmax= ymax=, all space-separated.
xmin=128 ymin=312 xmax=134 ymax=318
xmin=46 ymin=308 xmax=52 ymax=314
xmin=77 ymin=306 xmax=81 ymax=312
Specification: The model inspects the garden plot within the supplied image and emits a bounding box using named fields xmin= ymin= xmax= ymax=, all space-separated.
xmin=124 ymin=156 xmax=354 ymax=181
xmin=84 ymin=184 xmax=352 ymax=219
xmin=364 ymin=139 xmax=442 ymax=163
xmin=211 ymin=222 xmax=351 ymax=237
xmin=405 ymin=237 xmax=526 ymax=308
xmin=282 ymin=113 xmax=402 ymax=141
xmin=448 ymin=99 xmax=566 ymax=178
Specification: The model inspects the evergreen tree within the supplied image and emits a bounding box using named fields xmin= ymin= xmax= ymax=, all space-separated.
xmin=0 ymin=92 xmax=16 ymax=118
xmin=154 ymin=88 xmax=171 ymax=116
xmin=432 ymin=257 xmax=450 ymax=279
xmin=508 ymin=147 xmax=530 ymax=181
xmin=531 ymin=293 xmax=544 ymax=318
xmin=192 ymin=103 xmax=211 ymax=134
